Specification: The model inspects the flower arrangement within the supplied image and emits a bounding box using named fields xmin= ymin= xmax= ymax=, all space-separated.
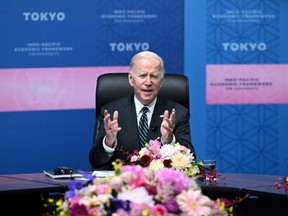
xmin=123 ymin=139 xmax=220 ymax=184
xmin=125 ymin=139 xmax=201 ymax=178
xmin=46 ymin=164 xmax=234 ymax=216
xmin=42 ymin=140 xmax=244 ymax=215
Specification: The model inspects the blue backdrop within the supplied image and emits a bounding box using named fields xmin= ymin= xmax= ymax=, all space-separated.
xmin=186 ymin=0 xmax=288 ymax=175
xmin=0 ymin=0 xmax=287 ymax=176
xmin=0 ymin=0 xmax=184 ymax=174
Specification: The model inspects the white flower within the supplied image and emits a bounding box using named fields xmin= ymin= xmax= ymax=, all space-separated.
xmin=139 ymin=147 xmax=150 ymax=156
xmin=149 ymin=159 xmax=165 ymax=171
xmin=130 ymin=155 xmax=139 ymax=162
xmin=117 ymin=186 xmax=155 ymax=207
xmin=171 ymin=154 xmax=191 ymax=170
xmin=159 ymin=144 xmax=177 ymax=159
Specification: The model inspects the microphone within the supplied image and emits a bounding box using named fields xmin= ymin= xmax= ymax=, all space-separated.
xmin=149 ymin=125 xmax=157 ymax=131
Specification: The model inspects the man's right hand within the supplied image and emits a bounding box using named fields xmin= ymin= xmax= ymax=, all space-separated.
xmin=104 ymin=110 xmax=121 ymax=147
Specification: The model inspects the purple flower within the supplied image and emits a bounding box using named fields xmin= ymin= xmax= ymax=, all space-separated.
xmin=78 ymin=170 xmax=94 ymax=183
xmin=164 ymin=198 xmax=179 ymax=213
xmin=65 ymin=180 xmax=84 ymax=199
xmin=108 ymin=198 xmax=130 ymax=214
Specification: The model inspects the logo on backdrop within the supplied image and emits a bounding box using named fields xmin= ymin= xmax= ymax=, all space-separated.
xmin=109 ymin=42 xmax=149 ymax=52
xmin=222 ymin=42 xmax=267 ymax=52
xmin=23 ymin=12 xmax=65 ymax=21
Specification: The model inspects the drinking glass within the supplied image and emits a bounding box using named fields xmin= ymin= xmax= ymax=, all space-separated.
xmin=202 ymin=159 xmax=217 ymax=183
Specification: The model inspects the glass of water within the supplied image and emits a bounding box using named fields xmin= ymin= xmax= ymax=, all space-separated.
xmin=202 ymin=159 xmax=217 ymax=183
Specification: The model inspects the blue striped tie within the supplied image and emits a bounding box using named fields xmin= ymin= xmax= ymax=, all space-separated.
xmin=139 ymin=106 xmax=149 ymax=148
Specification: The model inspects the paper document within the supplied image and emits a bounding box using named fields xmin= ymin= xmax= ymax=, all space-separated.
xmin=92 ymin=170 xmax=115 ymax=178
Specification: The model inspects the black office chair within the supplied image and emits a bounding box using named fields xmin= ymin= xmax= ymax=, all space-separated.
xmin=95 ymin=72 xmax=190 ymax=118
xmin=93 ymin=72 xmax=190 ymax=141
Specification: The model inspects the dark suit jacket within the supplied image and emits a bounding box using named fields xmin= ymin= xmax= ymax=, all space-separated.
xmin=89 ymin=94 xmax=195 ymax=170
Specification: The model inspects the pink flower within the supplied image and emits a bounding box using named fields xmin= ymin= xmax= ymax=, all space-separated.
xmin=69 ymin=196 xmax=89 ymax=216
xmin=147 ymin=139 xmax=162 ymax=158
xmin=69 ymin=196 xmax=81 ymax=207
xmin=178 ymin=145 xmax=191 ymax=154
xmin=115 ymin=208 xmax=130 ymax=216
xmin=148 ymin=139 xmax=161 ymax=148
xmin=130 ymin=202 xmax=153 ymax=216
xmin=155 ymin=182 xmax=174 ymax=203
xmin=121 ymin=165 xmax=146 ymax=187
xmin=109 ymin=175 xmax=124 ymax=191
xmin=151 ymin=204 xmax=168 ymax=216
xmin=95 ymin=183 xmax=110 ymax=194
xmin=156 ymin=169 xmax=190 ymax=193
xmin=88 ymin=207 xmax=102 ymax=216
xmin=121 ymin=165 xmax=144 ymax=176
xmin=118 ymin=186 xmax=155 ymax=207
xmin=177 ymin=190 xmax=212 ymax=216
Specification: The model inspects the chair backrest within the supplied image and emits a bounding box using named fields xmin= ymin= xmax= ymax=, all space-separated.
xmin=95 ymin=72 xmax=189 ymax=117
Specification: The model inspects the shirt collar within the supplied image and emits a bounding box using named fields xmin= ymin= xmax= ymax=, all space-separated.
xmin=134 ymin=96 xmax=157 ymax=116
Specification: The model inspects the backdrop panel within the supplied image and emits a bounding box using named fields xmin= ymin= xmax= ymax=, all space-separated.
xmin=0 ymin=0 xmax=184 ymax=112
xmin=0 ymin=0 xmax=183 ymax=70
xmin=205 ymin=0 xmax=287 ymax=175
xmin=0 ymin=67 xmax=128 ymax=112
xmin=206 ymin=64 xmax=288 ymax=104
xmin=0 ymin=0 xmax=184 ymax=174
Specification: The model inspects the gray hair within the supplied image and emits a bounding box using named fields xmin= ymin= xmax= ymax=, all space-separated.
xmin=129 ymin=51 xmax=165 ymax=77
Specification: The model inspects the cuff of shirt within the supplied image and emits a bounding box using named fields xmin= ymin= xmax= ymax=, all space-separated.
xmin=161 ymin=134 xmax=175 ymax=145
xmin=103 ymin=136 xmax=117 ymax=156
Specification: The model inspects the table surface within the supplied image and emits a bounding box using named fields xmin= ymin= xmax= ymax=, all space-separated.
xmin=0 ymin=172 xmax=287 ymax=199
xmin=0 ymin=172 xmax=286 ymax=216
xmin=200 ymin=172 xmax=287 ymax=199
xmin=0 ymin=172 xmax=67 ymax=194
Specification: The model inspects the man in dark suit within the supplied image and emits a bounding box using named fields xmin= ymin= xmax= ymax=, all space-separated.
xmin=89 ymin=51 xmax=196 ymax=170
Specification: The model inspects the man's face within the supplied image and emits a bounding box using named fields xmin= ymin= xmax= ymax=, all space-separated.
xmin=128 ymin=56 xmax=163 ymax=105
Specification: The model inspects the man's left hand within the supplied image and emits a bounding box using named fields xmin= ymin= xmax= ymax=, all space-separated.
xmin=160 ymin=108 xmax=175 ymax=143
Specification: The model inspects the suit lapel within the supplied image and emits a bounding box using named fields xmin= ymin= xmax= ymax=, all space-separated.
xmin=120 ymin=96 xmax=140 ymax=149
